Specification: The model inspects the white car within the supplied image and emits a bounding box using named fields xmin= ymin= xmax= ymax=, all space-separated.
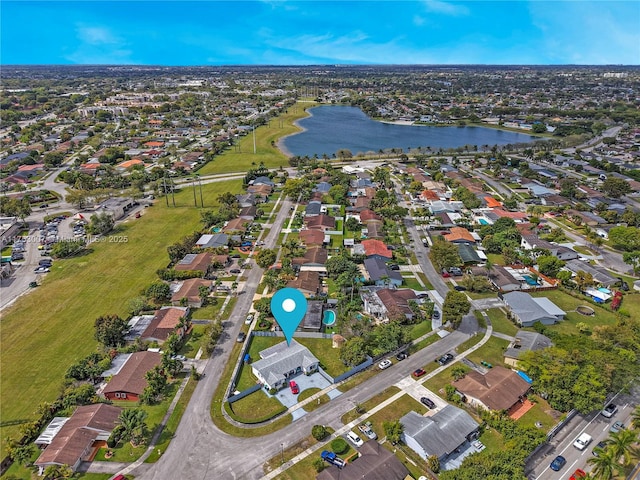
xmin=245 ymin=313 xmax=254 ymax=325
xmin=346 ymin=431 xmax=364 ymax=447
xmin=378 ymin=359 xmax=392 ymax=370
xmin=573 ymin=433 xmax=592 ymax=450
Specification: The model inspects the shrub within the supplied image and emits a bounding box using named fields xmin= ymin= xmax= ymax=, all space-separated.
xmin=331 ymin=438 xmax=349 ymax=454
xmin=312 ymin=425 xmax=328 ymax=441
xmin=313 ymin=458 xmax=326 ymax=472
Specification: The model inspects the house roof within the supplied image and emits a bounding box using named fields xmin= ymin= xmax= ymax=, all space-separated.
xmin=171 ymin=278 xmax=211 ymax=304
xmin=287 ymin=271 xmax=321 ymax=295
xmin=359 ymin=209 xmax=382 ymax=222
xmin=140 ymin=306 xmax=188 ymax=342
xmin=252 ymin=340 xmax=319 ymax=387
xmin=365 ymin=222 xmax=384 ymax=239
xmin=303 ymin=300 xmax=324 ymax=330
xmin=401 ymin=406 xmax=479 ymax=458
xmin=305 ymin=214 xmax=335 ymax=230
xmin=364 ymin=257 xmax=402 ymax=283
xmin=316 ymin=440 xmax=409 ymax=480
xmin=35 ymin=404 xmax=121 ymax=468
xmin=299 ymin=229 xmax=325 ymax=246
xmin=502 ymin=291 xmax=565 ymax=325
xmin=196 ymin=233 xmax=228 ymax=248
xmin=457 ymin=243 xmax=482 ymax=264
xmin=293 ymin=246 xmax=327 ymax=266
xmin=484 ymin=196 xmax=503 ymax=208
xmin=103 ymin=351 xmax=162 ymax=396
xmin=305 ymin=201 xmax=322 ymax=216
xmin=223 ymin=218 xmax=249 ymax=232
xmin=444 ymin=227 xmax=476 ymax=243
xmin=452 ymin=366 xmax=531 ymax=411
xmin=564 ymin=259 xmax=617 ymax=286
xmin=175 ymin=252 xmax=212 ymax=272
xmin=504 ymin=330 xmax=553 ymax=360
xmin=362 ymin=239 xmax=392 ymax=259
xmin=376 ymin=288 xmax=417 ymax=317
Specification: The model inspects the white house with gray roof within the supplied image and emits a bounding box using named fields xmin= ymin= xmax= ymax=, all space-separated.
xmin=401 ymin=406 xmax=479 ymax=466
xmin=502 ymin=291 xmax=565 ymax=327
xmin=251 ymin=340 xmax=319 ymax=391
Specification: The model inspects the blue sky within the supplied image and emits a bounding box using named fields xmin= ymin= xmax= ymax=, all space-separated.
xmin=2 ymin=1 xmax=639 ymax=65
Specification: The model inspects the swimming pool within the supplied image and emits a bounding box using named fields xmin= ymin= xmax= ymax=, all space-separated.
xmin=598 ymin=287 xmax=611 ymax=294
xmin=522 ymin=275 xmax=538 ymax=286
xmin=322 ymin=309 xmax=336 ymax=326
xmin=478 ymin=219 xmax=489 ymax=225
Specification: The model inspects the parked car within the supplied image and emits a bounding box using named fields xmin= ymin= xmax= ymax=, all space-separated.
xmin=420 ymin=397 xmax=436 ymax=409
xmin=441 ymin=270 xmax=451 ymax=278
xmin=472 ymin=440 xmax=486 ymax=452
xmin=236 ymin=332 xmax=246 ymax=343
xmin=346 ymin=431 xmax=364 ymax=447
xmin=321 ymin=450 xmax=345 ymax=468
xmin=412 ymin=368 xmax=426 ymax=378
xmin=395 ymin=352 xmax=408 ymax=361
xmin=569 ymin=469 xmax=587 ymax=480
xmin=610 ymin=421 xmax=625 ymax=433
xmin=245 ymin=313 xmax=254 ymax=325
xmin=549 ymin=455 xmax=566 ymax=471
xmin=39 ymin=259 xmax=53 ymax=267
xmin=10 ymin=252 xmax=24 ymax=261
xmin=378 ymin=359 xmax=392 ymax=370
xmin=592 ymin=441 xmax=607 ymax=456
xmin=34 ymin=266 xmax=50 ymax=273
xmin=358 ymin=422 xmax=377 ymax=440
xmin=170 ymin=354 xmax=187 ymax=362
xmin=449 ymin=267 xmax=463 ymax=276
xmin=436 ymin=353 xmax=454 ymax=366
xmin=230 ymin=269 xmax=241 ymax=274
xmin=289 ymin=380 xmax=299 ymax=394
xmin=389 ymin=264 xmax=400 ymax=270
xmin=453 ymin=285 xmax=467 ymax=291
xmin=601 ymin=403 xmax=618 ymax=418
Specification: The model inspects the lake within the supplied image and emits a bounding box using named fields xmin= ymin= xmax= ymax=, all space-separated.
xmin=281 ymin=105 xmax=539 ymax=158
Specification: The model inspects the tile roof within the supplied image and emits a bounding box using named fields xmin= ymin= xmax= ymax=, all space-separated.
xmin=452 ymin=366 xmax=531 ymax=411
xmin=171 ymin=278 xmax=211 ymax=304
xmin=316 ymin=440 xmax=409 ymax=480
xmin=103 ymin=351 xmax=162 ymax=396
xmin=362 ymin=239 xmax=392 ymax=259
xmin=299 ymin=229 xmax=325 ymax=246
xmin=444 ymin=227 xmax=476 ymax=243
xmin=175 ymin=252 xmax=213 ymax=272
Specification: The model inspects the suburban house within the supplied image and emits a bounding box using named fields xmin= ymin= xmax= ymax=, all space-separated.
xmin=196 ymin=233 xmax=228 ymax=249
xmin=504 ymin=330 xmax=553 ymax=367
xmin=444 ymin=227 xmax=478 ymax=244
xmin=251 ymin=340 xmax=320 ymax=391
xmin=361 ymin=239 xmax=393 ymax=260
xmin=174 ymin=252 xmax=214 ymax=276
xmin=102 ymin=351 xmax=162 ymax=401
xmin=223 ymin=218 xmax=249 ymax=233
xmin=471 ymin=265 xmax=521 ymax=292
xmin=299 ymin=229 xmax=325 ymax=246
xmin=502 ymin=291 xmax=565 ymax=327
xmin=287 ymin=271 xmax=322 ymax=296
xmin=301 ymin=300 xmax=324 ymax=332
xmin=401 ymin=406 xmax=479 ymax=465
xmin=564 ymin=259 xmax=618 ymax=287
xmin=305 ymin=200 xmax=322 ymax=217
xmin=171 ymin=278 xmax=212 ymax=308
xmin=292 ymin=246 xmax=328 ymax=273
xmin=316 ymin=440 xmax=409 ymax=480
xmin=239 ymin=206 xmax=257 ymax=220
xmin=236 ymin=193 xmax=256 ymax=207
xmin=364 ymin=257 xmax=402 ymax=287
xmin=305 ymin=214 xmax=336 ymax=231
xmin=362 ymin=288 xmax=418 ymax=322
xmin=520 ymin=233 xmax=579 ymax=261
xmin=140 ymin=306 xmax=189 ymax=343
xmin=452 ymin=366 xmax=531 ymax=412
xmin=457 ymin=243 xmax=483 ymax=265
xmin=34 ymin=404 xmax=122 ymax=474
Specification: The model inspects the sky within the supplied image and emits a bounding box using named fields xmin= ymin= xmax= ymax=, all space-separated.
xmin=2 ymin=1 xmax=639 ymax=65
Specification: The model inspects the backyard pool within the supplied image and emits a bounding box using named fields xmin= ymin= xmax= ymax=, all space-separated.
xmin=522 ymin=275 xmax=539 ymax=286
xmin=323 ymin=309 xmax=336 ymax=326
xmin=478 ymin=219 xmax=489 ymax=225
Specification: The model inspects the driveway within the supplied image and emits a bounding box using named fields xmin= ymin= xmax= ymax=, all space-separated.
xmin=271 ymin=372 xmax=332 ymax=409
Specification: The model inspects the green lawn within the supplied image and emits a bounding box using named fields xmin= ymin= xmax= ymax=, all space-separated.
xmin=517 ymin=395 xmax=558 ymax=432
xmin=466 ymin=336 xmax=510 ymax=368
xmin=198 ymin=102 xmax=316 ymax=175
xmin=408 ymin=320 xmax=432 ymax=340
xmin=529 ymin=289 xmax=620 ymax=335
xmin=296 ymin=337 xmax=349 ymax=378
xmin=340 ymin=387 xmax=401 ymax=424
xmin=236 ymin=335 xmax=282 ymax=390
xmin=0 ymin=179 xmax=242 ymax=457
xmin=402 ymin=276 xmax=422 ymax=290
xmin=227 ymin=390 xmax=287 ymax=423
xmin=485 ymin=308 xmax=519 ymax=336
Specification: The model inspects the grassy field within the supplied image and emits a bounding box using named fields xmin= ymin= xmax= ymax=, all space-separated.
xmin=296 ymin=337 xmax=349 ymax=377
xmin=0 ymin=179 xmax=241 ymax=457
xmin=198 ymin=102 xmax=317 ymax=175
xmin=466 ymin=336 xmax=511 ymax=367
xmin=227 ymin=390 xmax=287 ymax=423
xmin=408 ymin=320 xmax=432 ymax=340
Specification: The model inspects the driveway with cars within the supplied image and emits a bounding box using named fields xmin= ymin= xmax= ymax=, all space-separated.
xmin=270 ymin=372 xmax=333 ymax=409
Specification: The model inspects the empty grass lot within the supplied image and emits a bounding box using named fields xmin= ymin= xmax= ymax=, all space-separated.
xmin=485 ymin=308 xmax=519 ymax=336
xmin=296 ymin=337 xmax=349 ymax=378
xmin=0 ymin=179 xmax=241 ymax=457
xmin=198 ymin=101 xmax=316 ymax=175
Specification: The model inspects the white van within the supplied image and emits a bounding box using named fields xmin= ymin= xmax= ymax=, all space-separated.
xmin=573 ymin=432 xmax=592 ymax=450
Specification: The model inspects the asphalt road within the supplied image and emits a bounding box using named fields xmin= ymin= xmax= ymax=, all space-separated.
xmin=526 ymin=387 xmax=639 ymax=480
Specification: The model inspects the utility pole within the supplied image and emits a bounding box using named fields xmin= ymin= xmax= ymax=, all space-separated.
xmin=253 ymin=125 xmax=256 ymax=154
xmin=197 ymin=175 xmax=204 ymax=207
xmin=163 ymin=175 xmax=169 ymax=207
xmin=192 ymin=176 xmax=197 ymax=207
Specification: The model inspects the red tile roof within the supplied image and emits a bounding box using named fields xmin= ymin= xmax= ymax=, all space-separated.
xmin=362 ymin=239 xmax=392 ymax=258
xmin=444 ymin=227 xmax=476 ymax=243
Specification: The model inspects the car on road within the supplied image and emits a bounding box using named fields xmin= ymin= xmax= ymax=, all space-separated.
xmin=573 ymin=433 xmax=592 ymax=450
xmin=592 ymin=441 xmax=607 ymax=456
xmin=549 ymin=455 xmax=566 ymax=471
xmin=420 ymin=397 xmax=436 ymax=409
xmin=601 ymin=403 xmax=618 ymax=418
xmin=245 ymin=313 xmax=254 ymax=325
xmin=569 ymin=469 xmax=587 ymax=480
xmin=346 ymin=431 xmax=364 ymax=447
xmin=236 ymin=332 xmax=246 ymax=343
xmin=230 ymin=269 xmax=241 ymax=274
xmin=412 ymin=368 xmax=426 ymax=378
xmin=34 ymin=266 xmax=50 ymax=273
xmin=396 ymin=352 xmax=408 ymax=361
xmin=289 ymin=380 xmax=299 ymax=394
xmin=610 ymin=421 xmax=625 ymax=433
xmin=378 ymin=359 xmax=392 ymax=370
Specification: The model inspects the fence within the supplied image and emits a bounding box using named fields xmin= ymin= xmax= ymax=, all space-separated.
xmin=333 ymin=356 xmax=373 ymax=384
xmin=227 ymin=384 xmax=262 ymax=404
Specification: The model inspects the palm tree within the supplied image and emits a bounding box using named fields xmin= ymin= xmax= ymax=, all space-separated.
xmin=588 ymin=447 xmax=618 ymax=480
xmin=631 ymin=405 xmax=640 ymax=430
xmin=118 ymin=408 xmax=148 ymax=443
xmin=607 ymin=428 xmax=638 ymax=466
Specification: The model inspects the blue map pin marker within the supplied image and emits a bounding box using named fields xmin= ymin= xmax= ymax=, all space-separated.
xmin=271 ymin=288 xmax=307 ymax=345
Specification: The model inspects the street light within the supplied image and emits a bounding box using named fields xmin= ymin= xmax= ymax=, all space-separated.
xmin=281 ymin=443 xmax=284 ymax=465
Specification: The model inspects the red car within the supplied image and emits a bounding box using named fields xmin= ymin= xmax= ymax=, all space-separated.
xmin=289 ymin=380 xmax=299 ymax=394
xmin=569 ymin=469 xmax=587 ymax=480
xmin=412 ymin=369 xmax=426 ymax=378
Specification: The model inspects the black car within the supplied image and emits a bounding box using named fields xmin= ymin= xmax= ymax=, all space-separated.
xmin=420 ymin=397 xmax=436 ymax=409
xmin=389 ymin=264 xmax=400 ymax=271
xmin=436 ymin=353 xmax=454 ymax=366
xmin=454 ymin=285 xmax=467 ymax=291
xmin=395 ymin=352 xmax=408 ymax=361
xmin=592 ymin=441 xmax=607 ymax=456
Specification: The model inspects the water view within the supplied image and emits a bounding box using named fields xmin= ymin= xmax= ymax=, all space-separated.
xmin=281 ymin=105 xmax=540 ymax=158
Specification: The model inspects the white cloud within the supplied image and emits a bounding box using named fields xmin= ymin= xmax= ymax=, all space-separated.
xmin=76 ymin=26 xmax=119 ymax=45
xmin=413 ymin=15 xmax=426 ymax=26
xmin=422 ymin=0 xmax=469 ymax=16
xmin=66 ymin=24 xmax=134 ymax=64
